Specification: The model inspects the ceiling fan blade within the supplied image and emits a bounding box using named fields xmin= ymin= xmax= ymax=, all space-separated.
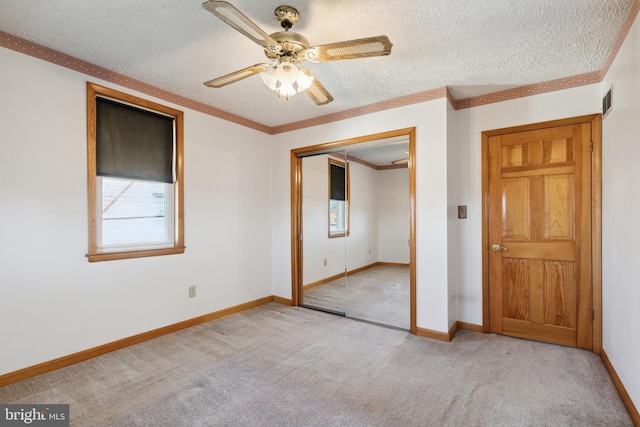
xmin=300 ymin=70 xmax=333 ymax=105
xmin=202 ymin=1 xmax=281 ymax=52
xmin=305 ymin=36 xmax=392 ymax=63
xmin=204 ymin=63 xmax=270 ymax=88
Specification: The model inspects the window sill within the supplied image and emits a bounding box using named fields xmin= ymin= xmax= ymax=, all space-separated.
xmin=328 ymin=232 xmax=350 ymax=239
xmin=87 ymin=246 xmax=185 ymax=262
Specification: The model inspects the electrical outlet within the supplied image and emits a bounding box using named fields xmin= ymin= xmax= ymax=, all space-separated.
xmin=323 ymin=259 xmax=327 ymax=266
xmin=189 ymin=285 xmax=196 ymax=298
xmin=368 ymin=248 xmax=371 ymax=255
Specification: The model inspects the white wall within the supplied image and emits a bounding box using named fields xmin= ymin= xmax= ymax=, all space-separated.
xmin=272 ymin=98 xmax=451 ymax=332
xmin=0 ymin=47 xmax=273 ymax=376
xmin=302 ymin=156 xmax=408 ymax=284
xmin=4 ymin=25 xmax=636 ymax=412
xmin=301 ymin=154 xmax=347 ymax=284
xmin=376 ymin=168 xmax=410 ymax=264
xmin=345 ymin=160 xmax=379 ymax=271
xmin=451 ymin=84 xmax=601 ymax=326
xmin=600 ymin=13 xmax=640 ymax=412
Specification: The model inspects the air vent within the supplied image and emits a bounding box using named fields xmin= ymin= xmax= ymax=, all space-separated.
xmin=602 ymin=87 xmax=612 ymax=118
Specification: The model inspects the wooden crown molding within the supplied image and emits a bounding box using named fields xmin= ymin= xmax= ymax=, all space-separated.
xmin=0 ymin=31 xmax=272 ymax=134
xmin=1 ymin=1 xmax=638 ymax=133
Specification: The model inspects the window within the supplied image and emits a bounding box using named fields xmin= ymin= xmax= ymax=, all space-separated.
xmin=328 ymin=158 xmax=349 ymax=237
xmin=87 ymin=82 xmax=184 ymax=262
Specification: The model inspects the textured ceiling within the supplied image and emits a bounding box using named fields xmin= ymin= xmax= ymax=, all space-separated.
xmin=342 ymin=137 xmax=410 ymax=168
xmin=302 ymin=135 xmax=410 ymax=167
xmin=0 ymin=0 xmax=634 ymax=128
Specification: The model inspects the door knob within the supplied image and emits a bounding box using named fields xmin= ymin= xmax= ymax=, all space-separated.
xmin=491 ymin=244 xmax=508 ymax=252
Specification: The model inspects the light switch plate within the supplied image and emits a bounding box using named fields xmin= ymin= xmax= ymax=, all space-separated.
xmin=458 ymin=205 xmax=467 ymax=219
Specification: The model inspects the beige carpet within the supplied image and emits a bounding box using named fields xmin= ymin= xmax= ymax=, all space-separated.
xmin=0 ymin=303 xmax=632 ymax=426
xmin=303 ymin=265 xmax=410 ymax=329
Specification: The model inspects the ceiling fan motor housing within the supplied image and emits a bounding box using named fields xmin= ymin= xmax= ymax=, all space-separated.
xmin=264 ymin=6 xmax=308 ymax=62
xmin=265 ymin=31 xmax=309 ymax=61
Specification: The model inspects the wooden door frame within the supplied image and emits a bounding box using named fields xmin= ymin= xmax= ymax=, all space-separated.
xmin=290 ymin=127 xmax=417 ymax=334
xmin=481 ymin=114 xmax=602 ymax=353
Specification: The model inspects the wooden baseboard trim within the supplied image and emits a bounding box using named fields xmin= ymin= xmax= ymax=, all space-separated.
xmin=0 ymin=295 xmax=275 ymax=388
xmin=302 ymin=262 xmax=380 ymax=290
xmin=303 ymin=272 xmax=346 ymax=290
xmin=600 ymin=349 xmax=640 ymax=426
xmin=415 ymin=326 xmax=452 ymax=342
xmin=303 ymin=262 xmax=411 ymax=290
xmin=347 ymin=262 xmax=379 ymax=276
xmin=457 ymin=321 xmax=484 ymax=333
xmin=416 ymin=321 xmax=483 ymax=342
xmin=272 ymin=296 xmax=294 ymax=306
xmin=448 ymin=322 xmax=459 ymax=340
xmin=376 ymin=262 xmax=410 ymax=268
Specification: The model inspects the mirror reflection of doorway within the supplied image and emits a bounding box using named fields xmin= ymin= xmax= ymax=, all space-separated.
xmin=294 ymin=130 xmax=415 ymax=330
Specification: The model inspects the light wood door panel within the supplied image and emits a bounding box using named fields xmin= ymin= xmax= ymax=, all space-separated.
xmin=488 ymin=122 xmax=592 ymax=349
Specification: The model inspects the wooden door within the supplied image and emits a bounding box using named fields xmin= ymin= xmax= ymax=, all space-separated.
xmin=487 ymin=121 xmax=592 ymax=349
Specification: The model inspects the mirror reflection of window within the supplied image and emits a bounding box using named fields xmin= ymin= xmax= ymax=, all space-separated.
xmin=329 ymin=198 xmax=345 ymax=234
xmin=328 ymin=159 xmax=349 ymax=237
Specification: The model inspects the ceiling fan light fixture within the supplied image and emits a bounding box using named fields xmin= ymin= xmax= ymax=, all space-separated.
xmin=278 ymin=83 xmax=298 ymax=100
xmin=296 ymin=70 xmax=314 ymax=91
xmin=260 ymin=60 xmax=314 ymax=100
xmin=391 ymin=158 xmax=409 ymax=165
xmin=202 ymin=2 xmax=392 ymax=105
xmin=261 ymin=66 xmax=278 ymax=90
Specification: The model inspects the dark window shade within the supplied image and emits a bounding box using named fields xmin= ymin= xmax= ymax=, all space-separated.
xmin=96 ymin=97 xmax=175 ymax=183
xmin=330 ymin=163 xmax=346 ymax=201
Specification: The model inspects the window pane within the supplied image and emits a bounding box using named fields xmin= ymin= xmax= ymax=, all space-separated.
xmin=101 ymin=177 xmax=171 ymax=247
xmin=330 ymin=199 xmax=345 ymax=234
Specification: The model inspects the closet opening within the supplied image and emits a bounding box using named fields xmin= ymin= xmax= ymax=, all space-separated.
xmin=290 ymin=128 xmax=416 ymax=332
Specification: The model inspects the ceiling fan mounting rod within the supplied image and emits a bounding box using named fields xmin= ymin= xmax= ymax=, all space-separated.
xmin=275 ymin=6 xmax=299 ymax=29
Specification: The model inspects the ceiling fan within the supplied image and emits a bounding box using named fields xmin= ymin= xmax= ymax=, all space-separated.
xmin=201 ymin=1 xmax=393 ymax=105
